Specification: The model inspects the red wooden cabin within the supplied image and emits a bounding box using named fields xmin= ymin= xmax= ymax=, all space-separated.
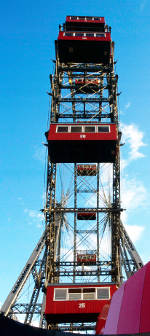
xmin=77 ymin=212 xmax=96 ymax=220
xmin=66 ymin=16 xmax=105 ymax=24
xmin=46 ymin=123 xmax=118 ymax=163
xmin=75 ymin=78 xmax=100 ymax=93
xmin=45 ymin=283 xmax=117 ymax=324
xmin=77 ymin=252 xmax=96 ymax=265
xmin=56 ymin=31 xmax=111 ymax=64
xmin=65 ymin=16 xmax=105 ymax=32
xmin=77 ymin=164 xmax=97 ymax=176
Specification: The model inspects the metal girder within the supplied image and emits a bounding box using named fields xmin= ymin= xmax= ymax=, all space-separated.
xmin=1 ymin=231 xmax=46 ymax=317
xmin=111 ymin=150 xmax=121 ymax=283
xmin=75 ymin=229 xmax=97 ymax=233
xmin=54 ymin=260 xmax=112 ymax=266
xmin=55 ymin=97 xmax=110 ymax=103
xmin=77 ymin=189 xmax=97 ymax=193
xmin=58 ymin=64 xmax=111 ymax=72
xmin=43 ymin=207 xmax=123 ymax=213
xmin=11 ymin=303 xmax=42 ymax=315
xmin=57 ymin=113 xmax=112 ymax=119
xmin=45 ymin=160 xmax=57 ymax=285
xmin=54 ymin=270 xmax=110 ymax=277
xmin=120 ymin=221 xmax=143 ymax=276
xmin=24 ymin=250 xmax=46 ymax=324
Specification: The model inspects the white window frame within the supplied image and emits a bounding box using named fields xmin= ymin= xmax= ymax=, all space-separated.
xmin=56 ymin=125 xmax=111 ymax=134
xmin=96 ymin=33 xmax=105 ymax=38
xmin=70 ymin=125 xmax=83 ymax=133
xmin=56 ymin=125 xmax=69 ymax=133
xmin=54 ymin=288 xmax=67 ymax=301
xmin=97 ymin=287 xmax=110 ymax=300
xmin=54 ymin=287 xmax=110 ymax=301
xmin=83 ymin=125 xmax=96 ymax=133
xmin=97 ymin=125 xmax=110 ymax=133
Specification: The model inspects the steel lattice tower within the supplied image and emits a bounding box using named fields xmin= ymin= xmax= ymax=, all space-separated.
xmin=1 ymin=16 xmax=143 ymax=331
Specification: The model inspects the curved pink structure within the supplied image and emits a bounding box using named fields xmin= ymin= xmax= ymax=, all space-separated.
xmin=103 ymin=262 xmax=150 ymax=334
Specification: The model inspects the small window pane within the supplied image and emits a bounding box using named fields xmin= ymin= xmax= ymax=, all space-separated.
xmin=55 ymin=289 xmax=67 ymax=300
xmin=75 ymin=33 xmax=83 ymax=37
xmin=69 ymin=288 xmax=82 ymax=293
xmin=98 ymin=126 xmax=109 ymax=133
xmin=57 ymin=126 xmax=68 ymax=132
xmin=96 ymin=33 xmax=105 ymax=37
xmin=71 ymin=126 xmax=82 ymax=133
xmin=97 ymin=288 xmax=109 ymax=300
xmin=65 ymin=33 xmax=73 ymax=37
xmin=85 ymin=126 xmax=95 ymax=133
xmin=83 ymin=293 xmax=95 ymax=300
xmin=83 ymin=288 xmax=95 ymax=293
xmin=86 ymin=33 xmax=94 ymax=37
xmin=69 ymin=293 xmax=81 ymax=300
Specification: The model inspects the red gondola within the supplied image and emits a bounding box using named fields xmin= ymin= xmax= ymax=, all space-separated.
xmin=46 ymin=123 xmax=118 ymax=163
xmin=45 ymin=283 xmax=117 ymax=323
xmin=77 ymin=253 xmax=96 ymax=265
xmin=75 ymin=78 xmax=100 ymax=93
xmin=77 ymin=212 xmax=96 ymax=220
xmin=56 ymin=31 xmax=111 ymax=64
xmin=65 ymin=16 xmax=105 ymax=33
xmin=77 ymin=164 xmax=97 ymax=176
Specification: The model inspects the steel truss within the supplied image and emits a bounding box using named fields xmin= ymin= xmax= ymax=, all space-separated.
xmin=1 ymin=218 xmax=143 ymax=325
xmin=1 ymin=28 xmax=143 ymax=331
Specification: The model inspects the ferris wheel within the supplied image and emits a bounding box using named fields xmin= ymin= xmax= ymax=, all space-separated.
xmin=1 ymin=15 xmax=143 ymax=332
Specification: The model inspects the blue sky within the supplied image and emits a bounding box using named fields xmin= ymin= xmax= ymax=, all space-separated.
xmin=1 ymin=0 xmax=150 ymax=307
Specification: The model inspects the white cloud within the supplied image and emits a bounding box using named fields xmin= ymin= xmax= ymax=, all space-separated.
xmin=124 ymin=224 xmax=144 ymax=243
xmin=121 ymin=123 xmax=146 ymax=162
xmin=33 ymin=145 xmax=46 ymax=163
xmin=125 ymin=102 xmax=131 ymax=109
xmin=24 ymin=208 xmax=44 ymax=220
xmin=121 ymin=177 xmax=146 ymax=241
xmin=120 ymin=158 xmax=128 ymax=171
xmin=119 ymin=123 xmax=147 ymax=242
xmin=24 ymin=208 xmax=44 ymax=228
xmin=121 ymin=177 xmax=147 ymax=211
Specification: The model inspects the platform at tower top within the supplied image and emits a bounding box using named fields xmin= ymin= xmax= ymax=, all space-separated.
xmin=56 ymin=16 xmax=112 ymax=64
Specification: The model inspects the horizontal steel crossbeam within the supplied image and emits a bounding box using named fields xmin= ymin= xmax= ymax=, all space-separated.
xmin=56 ymin=113 xmax=112 ymax=119
xmin=56 ymin=97 xmax=109 ymax=103
xmin=54 ymin=270 xmax=112 ymax=276
xmin=43 ymin=207 xmax=123 ymax=213
xmin=58 ymin=65 xmax=111 ymax=72
xmin=54 ymin=261 xmax=112 ymax=266
xmin=12 ymin=303 xmax=42 ymax=314
xmin=77 ymin=189 xmax=97 ymax=193
xmin=75 ymin=229 xmax=97 ymax=233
